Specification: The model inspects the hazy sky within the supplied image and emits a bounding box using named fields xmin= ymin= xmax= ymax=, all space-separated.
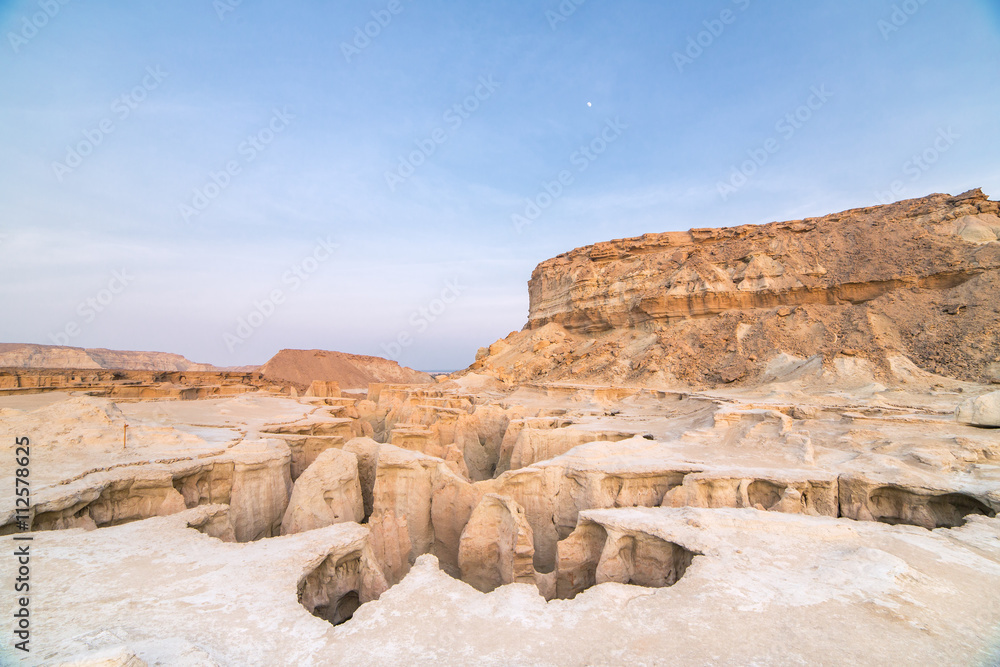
xmin=1 ymin=1 xmax=998 ymax=370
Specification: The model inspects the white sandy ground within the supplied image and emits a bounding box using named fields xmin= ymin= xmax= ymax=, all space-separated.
xmin=1 ymin=506 xmax=998 ymax=666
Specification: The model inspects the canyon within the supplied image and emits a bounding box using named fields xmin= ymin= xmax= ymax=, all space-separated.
xmin=2 ymin=190 xmax=999 ymax=665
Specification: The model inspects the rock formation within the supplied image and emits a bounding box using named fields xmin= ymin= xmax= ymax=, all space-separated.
xmin=281 ymin=448 xmax=364 ymax=535
xmin=259 ymin=348 xmax=434 ymax=390
xmin=457 ymin=493 xmax=535 ymax=592
xmin=470 ymin=189 xmax=1000 ymax=386
xmin=0 ymin=343 xmax=225 ymax=371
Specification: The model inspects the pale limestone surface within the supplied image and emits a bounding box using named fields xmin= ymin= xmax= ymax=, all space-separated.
xmin=0 ymin=395 xmax=317 ymax=538
xmin=5 ymin=506 xmax=999 ymax=666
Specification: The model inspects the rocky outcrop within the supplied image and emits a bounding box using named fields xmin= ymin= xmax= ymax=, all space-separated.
xmin=453 ymin=405 xmax=512 ymax=481
xmin=457 ymin=494 xmax=535 ymax=592
xmin=260 ymin=348 xmax=434 ymax=390
xmin=498 ymin=425 xmax=636 ymax=474
xmin=555 ymin=512 xmax=696 ymax=600
xmin=838 ymin=474 xmax=997 ymax=529
xmin=367 ymin=445 xmax=480 ymax=585
xmin=281 ymin=449 xmax=364 ymax=535
xmin=304 ymin=380 xmax=341 ymax=397
xmin=661 ymin=470 xmax=839 ymax=516
xmin=1 ymin=435 xmax=293 ymax=543
xmin=482 ymin=449 xmax=691 ymax=572
xmin=343 ymin=436 xmax=383 ymax=520
xmin=0 ymin=367 xmax=262 ymax=398
xmin=297 ymin=531 xmax=389 ymax=626
xmin=470 ymin=190 xmax=1000 ymax=386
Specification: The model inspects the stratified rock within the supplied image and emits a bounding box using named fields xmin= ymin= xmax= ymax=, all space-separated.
xmin=0 ymin=342 xmax=221 ymax=371
xmin=556 ymin=512 xmax=696 ymax=600
xmin=956 ymin=390 xmax=1000 ymax=427
xmin=839 ymin=473 xmax=997 ymax=529
xmin=469 ymin=190 xmax=1000 ymax=386
xmin=458 ymin=494 xmax=535 ymax=592
xmin=367 ymin=444 xmax=481 ymax=584
xmin=281 ymin=448 xmax=364 ymax=535
xmin=661 ymin=470 xmax=839 ymax=516
xmin=367 ymin=445 xmax=444 ymax=584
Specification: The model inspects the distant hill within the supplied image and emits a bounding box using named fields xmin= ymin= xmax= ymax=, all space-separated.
xmin=259 ymin=349 xmax=434 ymax=390
xmin=0 ymin=343 xmax=245 ymax=372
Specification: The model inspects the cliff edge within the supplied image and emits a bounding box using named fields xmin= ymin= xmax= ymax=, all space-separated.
xmin=470 ymin=189 xmax=1000 ymax=387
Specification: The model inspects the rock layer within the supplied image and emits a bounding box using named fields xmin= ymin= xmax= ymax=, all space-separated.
xmin=0 ymin=343 xmax=222 ymax=371
xmin=471 ymin=190 xmax=1000 ymax=386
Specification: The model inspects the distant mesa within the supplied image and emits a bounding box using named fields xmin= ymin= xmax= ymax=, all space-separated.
xmin=259 ymin=348 xmax=434 ymax=391
xmin=0 ymin=343 xmax=240 ymax=372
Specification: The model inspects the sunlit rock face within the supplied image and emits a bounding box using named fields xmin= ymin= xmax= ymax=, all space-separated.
xmin=472 ymin=189 xmax=1000 ymax=387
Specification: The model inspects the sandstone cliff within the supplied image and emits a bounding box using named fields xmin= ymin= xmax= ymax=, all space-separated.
xmin=471 ymin=189 xmax=1000 ymax=386
xmin=0 ymin=343 xmax=223 ymax=371
xmin=260 ymin=348 xmax=434 ymax=390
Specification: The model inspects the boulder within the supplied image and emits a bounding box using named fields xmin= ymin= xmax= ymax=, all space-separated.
xmin=956 ymin=390 xmax=1000 ymax=427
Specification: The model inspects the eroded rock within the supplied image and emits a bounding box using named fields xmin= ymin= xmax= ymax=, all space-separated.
xmin=281 ymin=448 xmax=364 ymax=535
xmin=458 ymin=494 xmax=535 ymax=592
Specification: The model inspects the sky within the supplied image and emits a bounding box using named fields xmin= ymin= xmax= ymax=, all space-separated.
xmin=1 ymin=0 xmax=999 ymax=371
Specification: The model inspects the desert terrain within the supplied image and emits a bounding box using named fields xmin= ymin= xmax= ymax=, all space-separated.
xmin=2 ymin=190 xmax=999 ymax=666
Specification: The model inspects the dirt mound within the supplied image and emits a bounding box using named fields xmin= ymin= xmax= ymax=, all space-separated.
xmin=259 ymin=349 xmax=433 ymax=390
xmin=468 ymin=189 xmax=1000 ymax=387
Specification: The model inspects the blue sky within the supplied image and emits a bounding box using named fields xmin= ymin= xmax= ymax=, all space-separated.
xmin=1 ymin=0 xmax=998 ymax=370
